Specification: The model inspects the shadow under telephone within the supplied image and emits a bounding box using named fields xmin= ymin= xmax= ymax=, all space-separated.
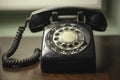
xmin=2 ymin=7 xmax=107 ymax=73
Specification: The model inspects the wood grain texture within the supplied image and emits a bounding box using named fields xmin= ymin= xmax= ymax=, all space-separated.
xmin=0 ymin=62 xmax=109 ymax=80
xmin=1 ymin=36 xmax=120 ymax=80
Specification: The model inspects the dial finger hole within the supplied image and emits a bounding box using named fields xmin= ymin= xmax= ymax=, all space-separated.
xmin=82 ymin=41 xmax=87 ymax=45
xmin=54 ymin=37 xmax=59 ymax=40
xmin=55 ymin=33 xmax=60 ymax=36
xmin=62 ymin=43 xmax=67 ymax=48
xmin=59 ymin=29 xmax=63 ymax=32
xmin=74 ymin=42 xmax=79 ymax=46
xmin=70 ymin=28 xmax=75 ymax=31
xmin=64 ymin=27 xmax=69 ymax=30
xmin=68 ymin=44 xmax=73 ymax=48
xmin=57 ymin=42 xmax=61 ymax=45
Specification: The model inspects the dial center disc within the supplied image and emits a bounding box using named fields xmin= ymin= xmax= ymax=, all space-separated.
xmin=60 ymin=31 xmax=77 ymax=43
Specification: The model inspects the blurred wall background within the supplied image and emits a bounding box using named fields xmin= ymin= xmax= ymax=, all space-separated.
xmin=0 ymin=0 xmax=120 ymax=37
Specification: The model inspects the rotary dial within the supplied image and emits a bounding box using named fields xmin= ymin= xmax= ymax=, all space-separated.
xmin=53 ymin=26 xmax=85 ymax=50
xmin=46 ymin=23 xmax=90 ymax=55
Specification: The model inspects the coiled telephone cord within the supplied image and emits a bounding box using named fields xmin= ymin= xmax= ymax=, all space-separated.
xmin=2 ymin=20 xmax=40 ymax=69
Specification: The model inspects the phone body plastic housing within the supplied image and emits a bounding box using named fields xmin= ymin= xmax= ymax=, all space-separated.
xmin=41 ymin=22 xmax=96 ymax=73
xmin=29 ymin=7 xmax=107 ymax=73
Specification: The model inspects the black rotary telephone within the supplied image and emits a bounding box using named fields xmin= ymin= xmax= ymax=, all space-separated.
xmin=2 ymin=7 xmax=107 ymax=73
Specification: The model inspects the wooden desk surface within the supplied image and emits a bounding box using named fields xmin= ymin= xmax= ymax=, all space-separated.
xmin=0 ymin=36 xmax=120 ymax=80
xmin=0 ymin=62 xmax=109 ymax=80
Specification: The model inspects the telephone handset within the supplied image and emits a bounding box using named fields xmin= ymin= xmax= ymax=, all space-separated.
xmin=2 ymin=7 xmax=107 ymax=72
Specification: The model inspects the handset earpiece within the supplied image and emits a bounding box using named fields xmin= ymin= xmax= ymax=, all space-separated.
xmin=29 ymin=12 xmax=50 ymax=32
xmin=86 ymin=12 xmax=107 ymax=31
